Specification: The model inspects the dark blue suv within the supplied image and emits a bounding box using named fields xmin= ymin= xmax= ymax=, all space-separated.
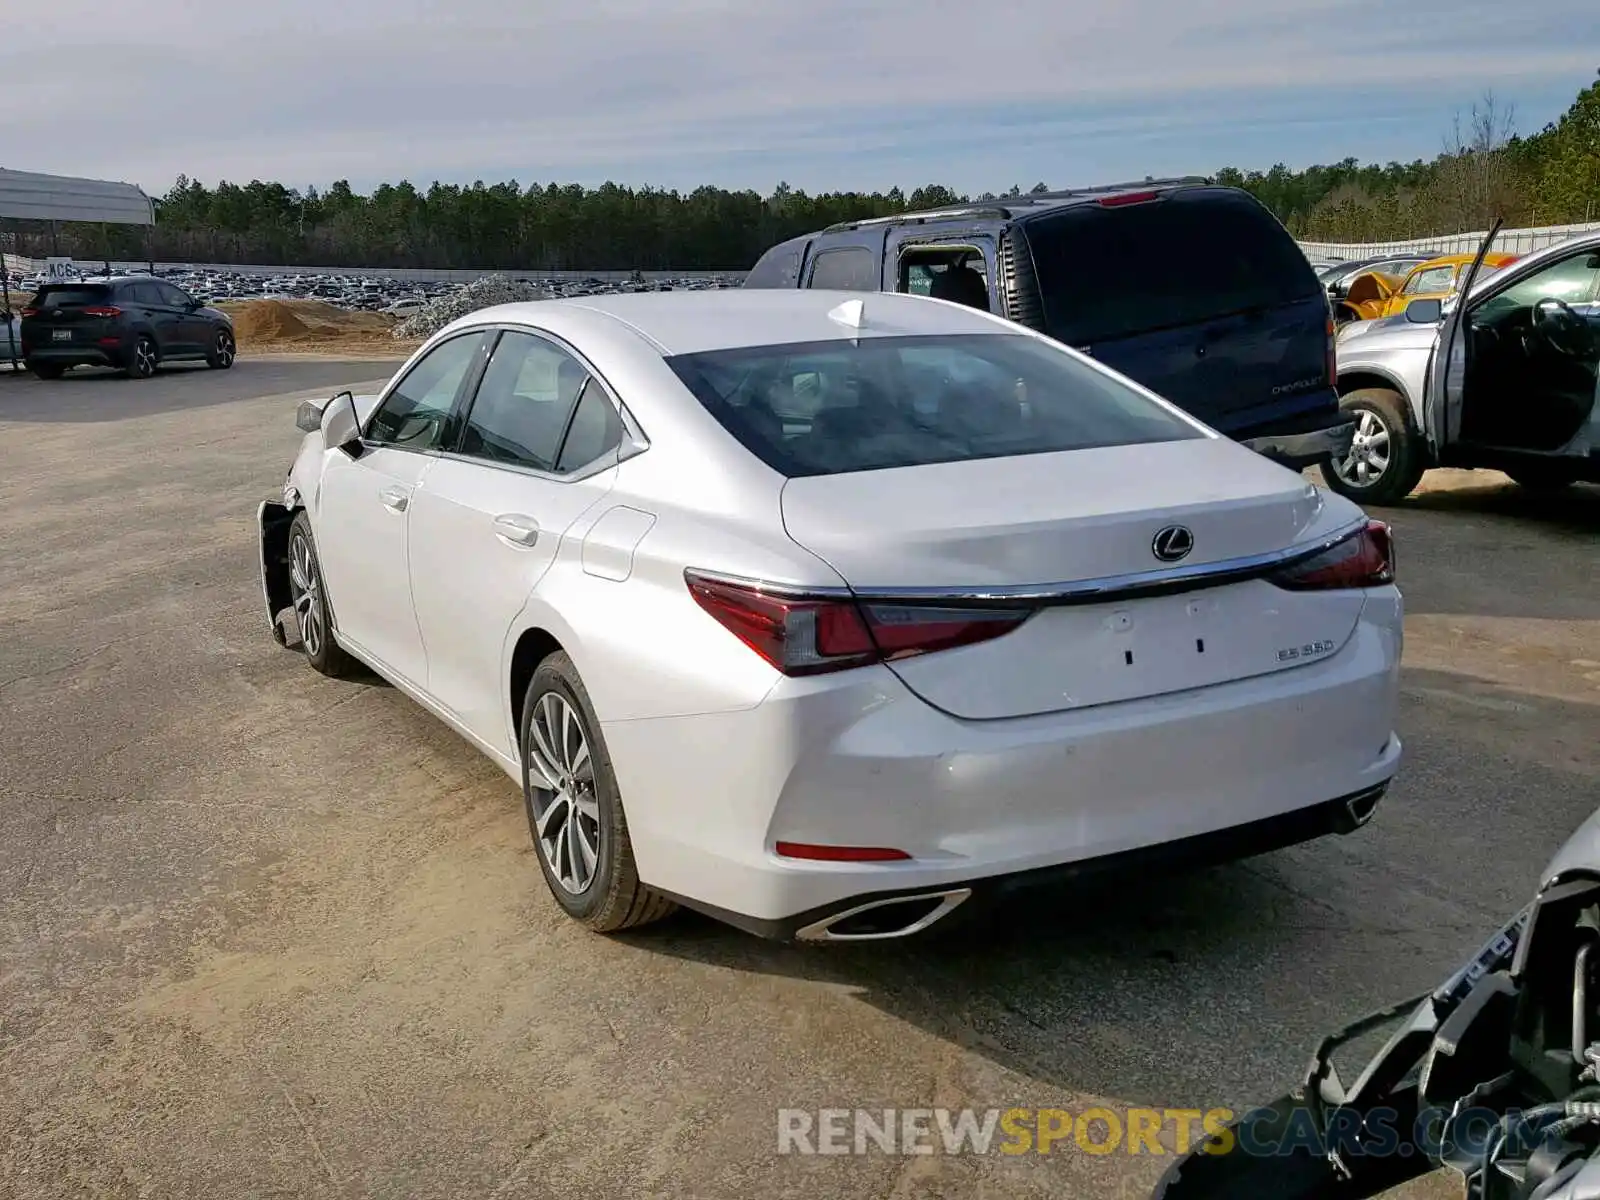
xmin=745 ymin=179 xmax=1351 ymax=467
xmin=20 ymin=276 xmax=236 ymax=380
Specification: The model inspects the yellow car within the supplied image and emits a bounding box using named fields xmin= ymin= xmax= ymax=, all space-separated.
xmin=1375 ymin=251 xmax=1520 ymax=318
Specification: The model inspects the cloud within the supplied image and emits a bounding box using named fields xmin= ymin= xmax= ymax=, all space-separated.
xmin=3 ymin=0 xmax=1593 ymax=195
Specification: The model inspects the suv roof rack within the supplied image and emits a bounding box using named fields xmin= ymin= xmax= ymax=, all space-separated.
xmin=821 ymin=176 xmax=1211 ymax=233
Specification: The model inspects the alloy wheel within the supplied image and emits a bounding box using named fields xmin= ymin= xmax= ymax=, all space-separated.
xmin=287 ymin=531 xmax=325 ymax=658
xmin=214 ymin=332 xmax=235 ymax=367
xmin=132 ymin=339 xmax=156 ymax=378
xmin=525 ymin=692 xmax=602 ymax=894
xmin=1333 ymin=409 xmax=1391 ymax=488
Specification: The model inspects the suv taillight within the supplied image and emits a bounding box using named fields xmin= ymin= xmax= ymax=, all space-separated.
xmin=20 ymin=307 xmax=38 ymax=318
xmin=684 ymin=572 xmax=1031 ymax=676
xmin=1270 ymin=521 xmax=1394 ymax=591
xmin=1326 ymin=312 xmax=1337 ymax=385
xmin=82 ymin=306 xmax=122 ymax=317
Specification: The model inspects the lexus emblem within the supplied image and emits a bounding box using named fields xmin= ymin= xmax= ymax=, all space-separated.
xmin=1152 ymin=525 xmax=1194 ymax=563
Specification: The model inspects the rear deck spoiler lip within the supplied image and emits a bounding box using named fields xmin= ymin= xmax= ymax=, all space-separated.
xmin=694 ymin=515 xmax=1371 ymax=609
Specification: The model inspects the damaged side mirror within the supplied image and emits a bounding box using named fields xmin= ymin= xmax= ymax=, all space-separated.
xmin=320 ymin=390 xmax=363 ymax=456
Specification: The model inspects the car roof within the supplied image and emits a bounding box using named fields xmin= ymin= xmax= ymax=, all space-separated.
xmin=460 ymin=288 xmax=1012 ymax=355
xmin=819 ymin=177 xmax=1215 ymax=233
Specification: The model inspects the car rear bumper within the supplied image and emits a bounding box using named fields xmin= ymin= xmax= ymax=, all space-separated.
xmin=24 ymin=345 xmax=126 ymax=368
xmin=602 ymin=587 xmax=1404 ymax=938
xmin=1241 ymin=419 xmax=1356 ymax=469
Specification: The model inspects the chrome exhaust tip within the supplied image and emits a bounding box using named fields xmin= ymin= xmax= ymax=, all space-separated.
xmin=1335 ymin=785 xmax=1385 ymax=833
xmin=795 ymin=888 xmax=973 ymax=942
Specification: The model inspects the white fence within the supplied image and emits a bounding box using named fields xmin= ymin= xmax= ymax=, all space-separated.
xmin=1297 ymin=220 xmax=1600 ymax=260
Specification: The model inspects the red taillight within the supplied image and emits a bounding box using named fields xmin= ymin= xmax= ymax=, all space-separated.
xmin=774 ymin=842 xmax=911 ymax=862
xmin=1098 ymin=189 xmax=1160 ymax=207
xmin=1270 ymin=521 xmax=1394 ymax=591
xmin=684 ymin=572 xmax=1030 ymax=676
xmin=82 ymin=306 xmax=122 ymax=317
xmin=20 ymin=307 xmax=38 ymax=318
xmin=1326 ymin=313 xmax=1337 ymax=386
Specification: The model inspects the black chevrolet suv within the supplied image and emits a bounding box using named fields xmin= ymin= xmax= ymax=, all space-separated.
xmin=20 ymin=277 xmax=235 ymax=380
xmin=745 ymin=179 xmax=1351 ymax=467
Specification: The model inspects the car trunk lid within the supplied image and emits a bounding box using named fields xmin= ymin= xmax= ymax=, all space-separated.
xmin=780 ymin=439 xmax=1367 ymax=719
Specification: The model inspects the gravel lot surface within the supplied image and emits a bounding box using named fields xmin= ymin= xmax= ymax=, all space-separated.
xmin=1 ymin=356 xmax=1594 ymax=1198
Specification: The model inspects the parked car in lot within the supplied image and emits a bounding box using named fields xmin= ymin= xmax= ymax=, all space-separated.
xmin=259 ymin=289 xmax=1402 ymax=941
xmin=1322 ymin=254 xmax=1437 ymax=325
xmin=1324 ymin=228 xmax=1600 ymax=504
xmin=19 ymin=277 xmax=235 ymax=378
xmin=1371 ymin=251 xmax=1521 ymax=320
xmin=744 ymin=179 xmax=1355 ymax=470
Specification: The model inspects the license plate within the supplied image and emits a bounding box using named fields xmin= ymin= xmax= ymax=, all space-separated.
xmin=52 ymin=329 xmax=71 ymax=341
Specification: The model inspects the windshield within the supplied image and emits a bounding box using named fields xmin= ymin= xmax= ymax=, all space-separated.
xmin=1025 ymin=189 xmax=1322 ymax=345
xmin=666 ymin=333 xmax=1203 ymax=478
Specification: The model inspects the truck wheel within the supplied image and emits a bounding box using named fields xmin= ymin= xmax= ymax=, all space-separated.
xmin=1319 ymin=388 xmax=1426 ymax=506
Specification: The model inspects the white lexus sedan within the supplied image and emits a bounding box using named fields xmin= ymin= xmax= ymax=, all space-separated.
xmin=258 ymin=289 xmax=1402 ymax=941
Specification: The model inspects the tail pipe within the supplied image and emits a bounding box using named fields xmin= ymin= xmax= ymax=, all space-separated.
xmin=795 ymin=888 xmax=973 ymax=942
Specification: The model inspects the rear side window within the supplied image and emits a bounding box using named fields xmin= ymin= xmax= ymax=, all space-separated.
xmin=29 ymin=285 xmax=112 ymax=308
xmin=745 ymin=237 xmax=810 ymax=288
xmin=457 ymin=330 xmax=589 ymax=471
xmin=666 ymin=333 xmax=1201 ymax=478
xmin=1024 ymin=189 xmax=1320 ymax=345
xmin=806 ymin=248 xmax=877 ymax=291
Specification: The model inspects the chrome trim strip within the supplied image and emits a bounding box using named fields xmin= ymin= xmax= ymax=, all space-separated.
xmin=795 ymin=888 xmax=973 ymax=942
xmin=689 ymin=516 xmax=1369 ymax=608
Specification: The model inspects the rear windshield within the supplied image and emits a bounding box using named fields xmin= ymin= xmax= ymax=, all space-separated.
xmin=1025 ymin=189 xmax=1321 ymax=345
xmin=29 ymin=285 xmax=112 ymax=308
xmin=666 ymin=333 xmax=1202 ymax=478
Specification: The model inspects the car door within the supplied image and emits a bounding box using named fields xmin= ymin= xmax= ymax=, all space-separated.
xmin=120 ymin=282 xmax=170 ymax=349
xmin=1458 ymin=247 xmax=1600 ymax=450
xmin=313 ymin=331 xmax=486 ymax=686
xmin=406 ymin=328 xmax=623 ymax=753
xmin=160 ymin=283 xmax=210 ymax=353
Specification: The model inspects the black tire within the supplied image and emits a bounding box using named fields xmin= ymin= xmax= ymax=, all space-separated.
xmin=1506 ymin=461 xmax=1581 ymax=493
xmin=519 ymin=651 xmax=676 ymax=932
xmin=286 ymin=512 xmax=359 ymax=678
xmin=124 ymin=335 xmax=157 ymax=380
xmin=27 ymin=361 xmax=65 ymax=380
xmin=206 ymin=327 xmax=236 ymax=369
xmin=1318 ymin=388 xmax=1427 ymax=506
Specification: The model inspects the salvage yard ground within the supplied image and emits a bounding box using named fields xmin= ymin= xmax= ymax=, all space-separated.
xmin=0 ymin=357 xmax=1595 ymax=1198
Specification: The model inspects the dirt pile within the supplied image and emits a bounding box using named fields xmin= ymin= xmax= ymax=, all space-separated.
xmin=229 ymin=299 xmax=311 ymax=342
xmin=220 ymin=299 xmax=420 ymax=356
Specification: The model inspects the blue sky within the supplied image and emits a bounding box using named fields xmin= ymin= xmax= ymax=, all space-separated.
xmin=6 ymin=0 xmax=1595 ymax=198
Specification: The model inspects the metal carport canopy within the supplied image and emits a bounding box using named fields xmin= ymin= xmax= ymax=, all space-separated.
xmin=0 ymin=168 xmax=154 ymax=224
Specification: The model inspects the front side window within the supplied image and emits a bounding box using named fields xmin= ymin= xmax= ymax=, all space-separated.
xmin=1403 ymin=266 xmax=1456 ymax=295
xmin=457 ymin=330 xmax=591 ymax=471
xmin=366 ymin=332 xmax=482 ymax=450
xmin=667 ymin=332 xmax=1202 ymax=478
xmin=806 ymin=247 xmax=877 ymax=291
xmin=1478 ymin=252 xmax=1600 ymax=316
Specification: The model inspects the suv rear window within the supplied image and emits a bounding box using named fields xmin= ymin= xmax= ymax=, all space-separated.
xmin=29 ymin=285 xmax=112 ymax=308
xmin=666 ymin=332 xmax=1201 ymax=478
xmin=1024 ymin=189 xmax=1320 ymax=345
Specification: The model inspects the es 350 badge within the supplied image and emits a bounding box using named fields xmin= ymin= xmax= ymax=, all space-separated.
xmin=1277 ymin=639 xmax=1337 ymax=663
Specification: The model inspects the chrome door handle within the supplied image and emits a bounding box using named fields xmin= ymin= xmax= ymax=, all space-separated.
xmin=379 ymin=486 xmax=409 ymax=513
xmin=493 ymin=513 xmax=540 ymax=547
